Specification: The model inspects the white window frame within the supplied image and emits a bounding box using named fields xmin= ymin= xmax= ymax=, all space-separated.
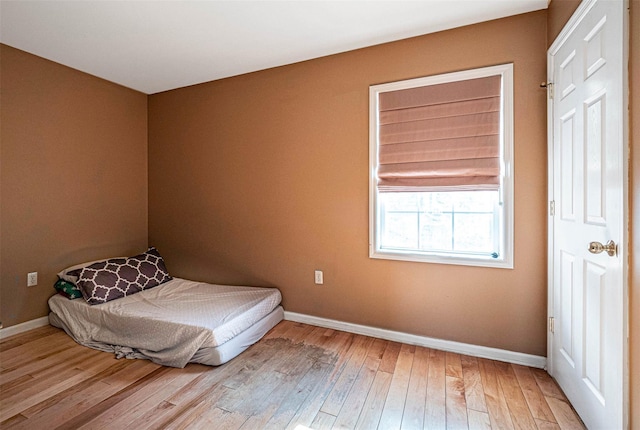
xmin=369 ymin=63 xmax=514 ymax=269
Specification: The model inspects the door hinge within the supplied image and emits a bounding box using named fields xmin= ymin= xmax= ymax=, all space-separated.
xmin=541 ymin=82 xmax=554 ymax=99
xmin=549 ymin=317 xmax=555 ymax=333
xmin=550 ymin=200 xmax=555 ymax=216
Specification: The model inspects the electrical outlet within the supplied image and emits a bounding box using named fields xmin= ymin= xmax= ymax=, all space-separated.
xmin=314 ymin=270 xmax=323 ymax=285
xmin=27 ymin=272 xmax=38 ymax=287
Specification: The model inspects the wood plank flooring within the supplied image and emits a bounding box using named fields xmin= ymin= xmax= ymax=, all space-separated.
xmin=0 ymin=321 xmax=585 ymax=429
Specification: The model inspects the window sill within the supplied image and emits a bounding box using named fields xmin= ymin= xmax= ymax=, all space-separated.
xmin=369 ymin=248 xmax=514 ymax=269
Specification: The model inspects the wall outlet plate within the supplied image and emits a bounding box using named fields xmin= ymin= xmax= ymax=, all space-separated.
xmin=314 ymin=270 xmax=323 ymax=285
xmin=27 ymin=272 xmax=38 ymax=287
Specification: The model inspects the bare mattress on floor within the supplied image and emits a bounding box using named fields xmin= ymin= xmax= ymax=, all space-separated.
xmin=48 ymin=278 xmax=283 ymax=368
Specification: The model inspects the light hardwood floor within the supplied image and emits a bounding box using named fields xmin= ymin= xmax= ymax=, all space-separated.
xmin=0 ymin=320 xmax=584 ymax=429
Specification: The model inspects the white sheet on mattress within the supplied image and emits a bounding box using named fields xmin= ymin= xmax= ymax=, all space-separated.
xmin=48 ymin=278 xmax=282 ymax=367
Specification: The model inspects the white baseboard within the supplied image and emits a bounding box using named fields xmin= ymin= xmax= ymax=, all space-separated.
xmin=284 ymin=311 xmax=547 ymax=369
xmin=0 ymin=313 xmax=546 ymax=368
xmin=0 ymin=316 xmax=50 ymax=340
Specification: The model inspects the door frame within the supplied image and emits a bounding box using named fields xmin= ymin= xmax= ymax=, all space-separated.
xmin=546 ymin=0 xmax=630 ymax=426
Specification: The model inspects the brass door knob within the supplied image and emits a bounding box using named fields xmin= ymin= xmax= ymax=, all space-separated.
xmin=588 ymin=240 xmax=617 ymax=257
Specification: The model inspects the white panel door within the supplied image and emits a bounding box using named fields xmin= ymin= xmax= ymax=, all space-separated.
xmin=549 ymin=0 xmax=626 ymax=428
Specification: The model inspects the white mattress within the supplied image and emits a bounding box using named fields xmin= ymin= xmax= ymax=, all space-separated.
xmin=48 ymin=277 xmax=283 ymax=367
xmin=189 ymin=306 xmax=283 ymax=366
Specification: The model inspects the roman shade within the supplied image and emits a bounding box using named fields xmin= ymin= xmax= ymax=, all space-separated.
xmin=377 ymin=75 xmax=502 ymax=192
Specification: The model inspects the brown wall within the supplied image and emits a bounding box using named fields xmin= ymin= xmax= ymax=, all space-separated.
xmin=547 ymin=0 xmax=582 ymax=46
xmin=0 ymin=45 xmax=148 ymax=327
xmin=148 ymin=11 xmax=549 ymax=356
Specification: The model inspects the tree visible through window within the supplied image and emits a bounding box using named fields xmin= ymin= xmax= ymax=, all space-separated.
xmin=369 ymin=64 xmax=514 ymax=268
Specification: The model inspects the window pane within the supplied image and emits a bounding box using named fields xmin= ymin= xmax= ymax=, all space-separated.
xmin=380 ymin=190 xmax=498 ymax=256
xmin=381 ymin=212 xmax=418 ymax=249
xmin=453 ymin=213 xmax=494 ymax=253
xmin=381 ymin=193 xmax=420 ymax=212
xmin=419 ymin=211 xmax=453 ymax=251
xmin=450 ymin=191 xmax=496 ymax=212
xmin=423 ymin=192 xmax=453 ymax=213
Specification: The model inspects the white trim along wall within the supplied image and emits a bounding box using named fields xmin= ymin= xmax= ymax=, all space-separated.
xmin=0 ymin=316 xmax=50 ymax=340
xmin=285 ymin=311 xmax=547 ymax=369
xmin=1 ymin=313 xmax=547 ymax=369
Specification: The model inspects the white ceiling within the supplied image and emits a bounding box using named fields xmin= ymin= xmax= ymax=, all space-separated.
xmin=0 ymin=1 xmax=547 ymax=95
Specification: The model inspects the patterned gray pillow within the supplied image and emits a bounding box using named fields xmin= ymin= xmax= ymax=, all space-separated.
xmin=77 ymin=247 xmax=172 ymax=305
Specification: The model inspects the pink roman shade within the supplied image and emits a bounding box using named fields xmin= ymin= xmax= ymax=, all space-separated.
xmin=377 ymin=75 xmax=502 ymax=192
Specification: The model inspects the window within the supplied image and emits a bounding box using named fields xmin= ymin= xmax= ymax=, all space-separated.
xmin=369 ymin=64 xmax=514 ymax=268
